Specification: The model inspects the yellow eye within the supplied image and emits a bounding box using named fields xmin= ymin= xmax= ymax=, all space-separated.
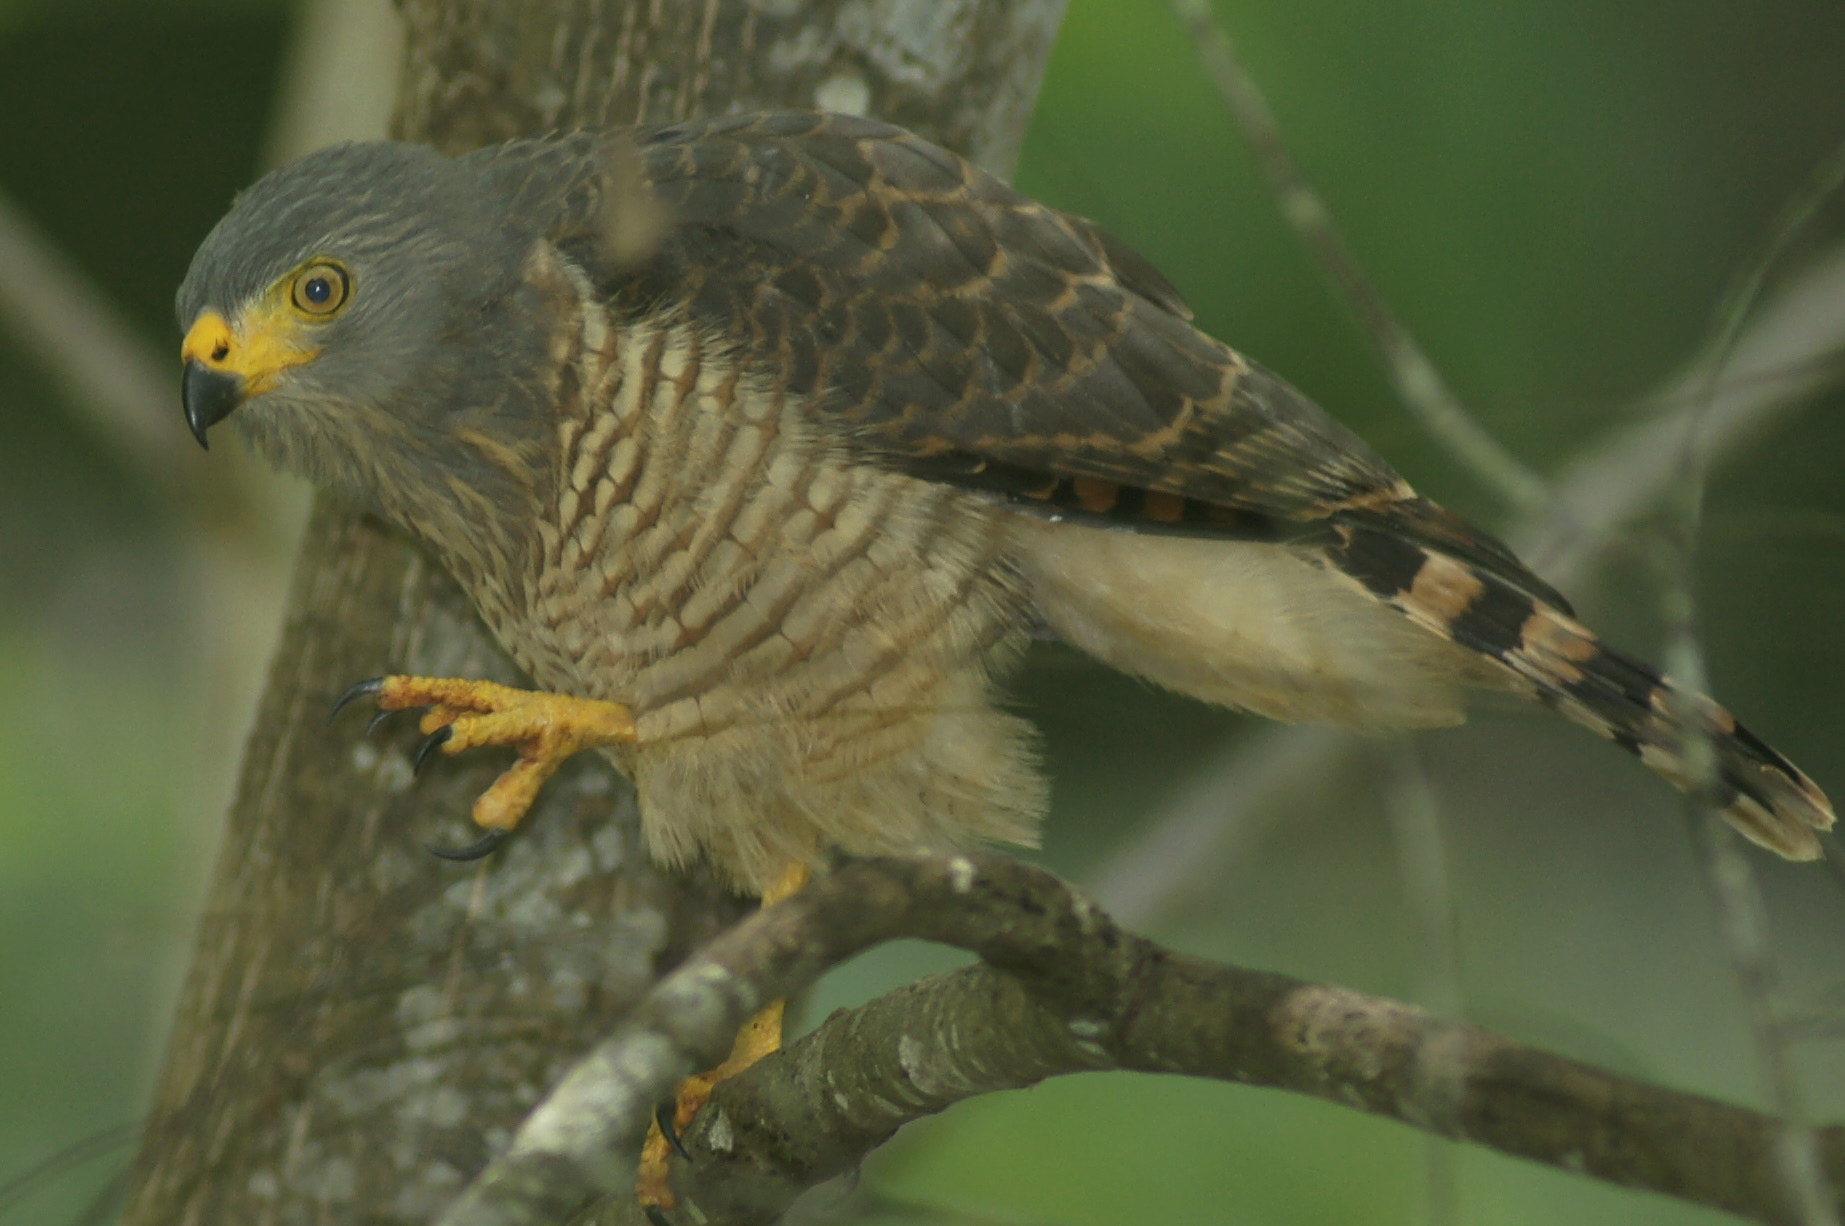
xmin=290 ymin=262 xmax=350 ymax=315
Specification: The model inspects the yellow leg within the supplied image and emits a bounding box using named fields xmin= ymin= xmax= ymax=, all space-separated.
xmin=760 ymin=859 xmax=812 ymax=906
xmin=636 ymin=861 xmax=811 ymax=1218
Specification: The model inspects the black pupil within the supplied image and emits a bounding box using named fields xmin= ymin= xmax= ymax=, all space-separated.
xmin=305 ymin=276 xmax=332 ymax=304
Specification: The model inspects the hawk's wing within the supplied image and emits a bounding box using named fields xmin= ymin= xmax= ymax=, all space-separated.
xmin=629 ymin=115 xmax=1387 ymax=507
xmin=609 ymin=111 xmax=1570 ymax=612
xmin=541 ymin=111 xmax=1826 ymax=859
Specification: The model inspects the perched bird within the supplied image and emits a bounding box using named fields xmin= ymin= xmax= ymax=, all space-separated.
xmin=178 ymin=109 xmax=1831 ymax=878
xmin=179 ymin=110 xmax=1831 ymax=1209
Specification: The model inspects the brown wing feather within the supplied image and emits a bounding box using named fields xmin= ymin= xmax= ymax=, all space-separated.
xmin=621 ymin=113 xmax=1407 ymax=516
xmin=611 ymin=114 xmax=1577 ymax=606
xmin=491 ymin=115 xmax=1830 ymax=854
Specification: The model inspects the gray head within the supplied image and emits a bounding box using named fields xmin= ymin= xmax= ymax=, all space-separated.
xmin=176 ymin=139 xmax=548 ymax=506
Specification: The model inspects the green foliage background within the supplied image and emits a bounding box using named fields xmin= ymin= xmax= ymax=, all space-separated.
xmin=1 ymin=1 xmax=1843 ymax=1222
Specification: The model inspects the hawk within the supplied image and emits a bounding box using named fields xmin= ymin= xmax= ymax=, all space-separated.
xmin=177 ymin=109 xmax=1831 ymax=1211
xmin=177 ymin=110 xmax=1830 ymax=878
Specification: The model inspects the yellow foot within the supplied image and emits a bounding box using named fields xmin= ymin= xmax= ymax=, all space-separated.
xmin=637 ymin=997 xmax=787 ymax=1217
xmin=332 ymin=675 xmax=636 ymax=859
xmin=635 ymin=862 xmax=810 ymax=1220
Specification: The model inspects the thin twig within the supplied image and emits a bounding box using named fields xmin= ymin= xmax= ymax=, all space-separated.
xmin=1702 ymin=138 xmax=1845 ymax=408
xmin=0 ymin=186 xmax=280 ymax=538
xmin=1645 ymin=136 xmax=1845 ymax=1226
xmin=1105 ymin=18 xmax=1845 ymax=936
xmin=1520 ymin=260 xmax=1845 ymax=583
xmin=1382 ymin=743 xmax=1462 ymax=1226
xmin=1086 ymin=723 xmax=1343 ymax=927
xmin=1166 ymin=0 xmax=1548 ymax=513
xmin=1656 ymin=480 xmax=1837 ymax=1226
xmin=0 ymin=1123 xmax=139 ymax=1219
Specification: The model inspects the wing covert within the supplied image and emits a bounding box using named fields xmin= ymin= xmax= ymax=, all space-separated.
xmin=611 ymin=112 xmax=1406 ymax=524
xmin=490 ymin=114 xmax=1559 ymax=609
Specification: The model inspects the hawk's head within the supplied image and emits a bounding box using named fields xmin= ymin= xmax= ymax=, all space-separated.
xmin=175 ymin=140 xmax=540 ymax=498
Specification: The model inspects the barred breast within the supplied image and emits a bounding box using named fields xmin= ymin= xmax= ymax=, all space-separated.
xmin=485 ymin=250 xmax=1043 ymax=892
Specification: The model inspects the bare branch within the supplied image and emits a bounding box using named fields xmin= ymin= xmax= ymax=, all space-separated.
xmin=435 ymin=851 xmax=1125 ymax=1226
xmin=0 ymin=186 xmax=283 ymax=538
xmin=1381 ymin=743 xmax=1463 ymax=1226
xmin=1517 ymin=242 xmax=1845 ymax=583
xmin=1649 ymin=456 xmax=1832 ymax=1226
xmin=1166 ymin=0 xmax=1548 ymax=513
xmin=1100 ymin=17 xmax=1845 ymax=931
xmin=1643 ymin=136 xmax=1845 ymax=1226
xmin=436 ymin=850 xmax=1845 ymax=1226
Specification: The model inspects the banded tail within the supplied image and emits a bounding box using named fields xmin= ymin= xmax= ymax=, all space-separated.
xmin=1325 ymin=506 xmax=1834 ymax=860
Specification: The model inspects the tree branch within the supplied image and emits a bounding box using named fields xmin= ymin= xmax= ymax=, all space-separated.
xmin=1515 ymin=241 xmax=1845 ymax=584
xmin=1165 ymin=0 xmax=1548 ymax=513
xmin=1640 ymin=135 xmax=1845 ymax=1226
xmin=433 ymin=850 xmax=1845 ymax=1226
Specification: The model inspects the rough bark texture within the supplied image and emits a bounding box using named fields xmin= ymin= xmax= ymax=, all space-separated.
xmin=730 ymin=961 xmax=1845 ymax=1226
xmin=122 ymin=3 xmax=1066 ymax=1224
xmin=390 ymin=0 xmax=1063 ymax=178
xmin=417 ymin=850 xmax=1845 ymax=1226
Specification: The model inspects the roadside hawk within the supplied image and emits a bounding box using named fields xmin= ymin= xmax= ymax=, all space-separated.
xmin=178 ymin=106 xmax=1836 ymax=869
xmin=179 ymin=107 xmax=1831 ymax=1219
xmin=178 ymin=112 xmax=1830 ymax=884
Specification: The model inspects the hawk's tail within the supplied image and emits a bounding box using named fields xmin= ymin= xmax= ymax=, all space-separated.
xmin=1324 ymin=513 xmax=1834 ymax=859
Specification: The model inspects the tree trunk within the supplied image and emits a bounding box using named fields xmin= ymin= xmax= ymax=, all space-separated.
xmin=121 ymin=2 xmax=1067 ymax=1223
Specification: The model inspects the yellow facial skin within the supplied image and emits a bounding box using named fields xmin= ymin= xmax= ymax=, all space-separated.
xmin=180 ymin=261 xmax=352 ymax=447
xmin=179 ymin=298 xmax=322 ymax=396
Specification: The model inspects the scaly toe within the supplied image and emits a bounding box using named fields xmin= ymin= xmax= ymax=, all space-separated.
xmin=329 ymin=675 xmax=639 ymax=864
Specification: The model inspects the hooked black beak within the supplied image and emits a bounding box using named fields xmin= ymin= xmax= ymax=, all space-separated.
xmin=182 ymin=359 xmax=245 ymax=450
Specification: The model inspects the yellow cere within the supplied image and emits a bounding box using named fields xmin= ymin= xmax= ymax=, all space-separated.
xmin=179 ymin=291 xmax=326 ymax=396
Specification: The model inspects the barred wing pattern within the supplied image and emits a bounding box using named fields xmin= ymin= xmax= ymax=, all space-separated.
xmin=516 ymin=112 xmax=1830 ymax=857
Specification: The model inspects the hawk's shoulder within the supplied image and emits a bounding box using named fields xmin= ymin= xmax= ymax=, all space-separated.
xmin=504 ymin=115 xmax=1404 ymax=528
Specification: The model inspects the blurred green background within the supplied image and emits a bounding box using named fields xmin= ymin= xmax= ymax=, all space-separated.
xmin=2 ymin=0 xmax=1844 ymax=1222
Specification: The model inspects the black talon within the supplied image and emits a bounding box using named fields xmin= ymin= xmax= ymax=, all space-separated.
xmin=427 ymin=827 xmax=510 ymax=861
xmin=330 ymin=677 xmax=385 ymax=724
xmin=655 ymin=1101 xmax=690 ymax=1160
xmin=411 ymin=725 xmax=453 ymax=774
xmin=643 ymin=1207 xmax=674 ymax=1226
xmin=365 ymin=708 xmax=395 ymax=738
